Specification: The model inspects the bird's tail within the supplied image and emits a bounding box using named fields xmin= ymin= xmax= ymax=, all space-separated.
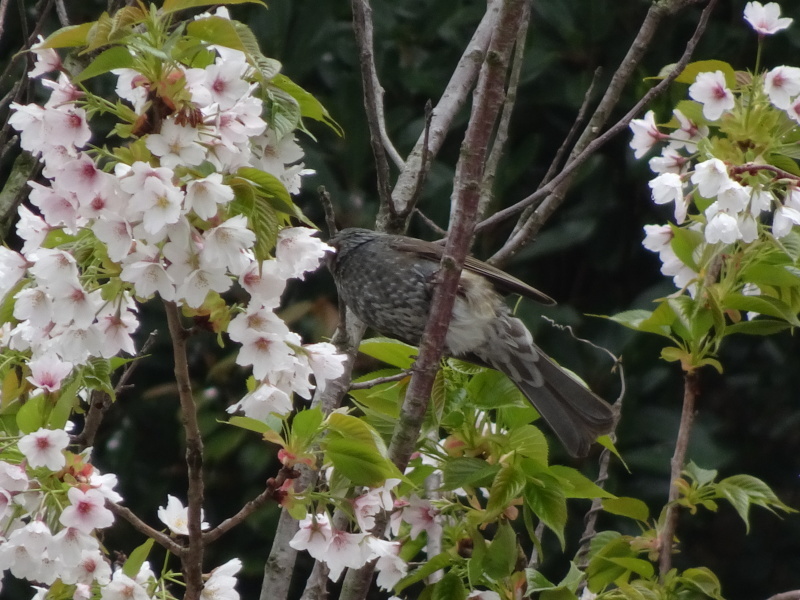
xmin=472 ymin=314 xmax=616 ymax=457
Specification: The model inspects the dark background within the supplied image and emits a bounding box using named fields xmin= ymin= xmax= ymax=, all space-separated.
xmin=2 ymin=1 xmax=800 ymax=598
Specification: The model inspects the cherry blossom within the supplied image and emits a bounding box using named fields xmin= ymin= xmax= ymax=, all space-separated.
xmin=744 ymin=2 xmax=792 ymax=36
xmin=26 ymin=353 xmax=73 ymax=392
xmin=628 ymin=110 xmax=666 ymax=159
xmin=59 ymin=487 xmax=115 ymax=533
xmin=649 ymin=172 xmax=688 ymax=223
xmin=157 ymin=495 xmax=209 ymax=535
xmin=275 ymin=227 xmax=334 ymax=279
xmin=764 ymin=65 xmax=800 ymax=109
xmin=100 ymin=570 xmax=150 ymax=600
xmin=200 ymin=558 xmax=242 ymax=600
xmin=18 ymin=427 xmax=70 ymax=470
xmin=29 ymin=36 xmax=62 ymax=78
xmin=690 ymin=158 xmax=731 ymax=198
xmin=184 ymin=173 xmax=234 ymax=220
xmin=688 ymin=71 xmax=735 ymax=121
xmin=146 ymin=118 xmax=207 ymax=168
xmin=226 ymin=382 xmax=293 ymax=420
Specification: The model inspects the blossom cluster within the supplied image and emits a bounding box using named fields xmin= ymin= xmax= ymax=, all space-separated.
xmin=1 ymin=6 xmax=345 ymax=599
xmin=630 ymin=1 xmax=800 ymax=294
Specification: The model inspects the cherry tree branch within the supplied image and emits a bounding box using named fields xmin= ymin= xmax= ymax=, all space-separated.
xmin=107 ymin=501 xmax=184 ymax=556
xmin=659 ymin=370 xmax=699 ymax=577
xmin=338 ymin=2 xmax=528 ymax=598
xmin=478 ymin=0 xmax=531 ymax=221
xmin=384 ymin=0 xmax=501 ymax=232
xmin=164 ymin=301 xmax=205 ymax=600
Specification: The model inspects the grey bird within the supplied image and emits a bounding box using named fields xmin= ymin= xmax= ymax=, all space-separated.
xmin=327 ymin=228 xmax=615 ymax=457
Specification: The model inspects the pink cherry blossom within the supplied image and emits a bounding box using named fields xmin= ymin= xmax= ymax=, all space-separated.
xmin=27 ymin=353 xmax=73 ymax=392
xmin=688 ymin=71 xmax=735 ymax=121
xmin=18 ymin=427 xmax=69 ymax=470
xmin=59 ymin=487 xmax=115 ymax=533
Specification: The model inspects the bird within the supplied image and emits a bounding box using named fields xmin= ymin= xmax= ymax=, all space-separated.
xmin=327 ymin=227 xmax=615 ymax=457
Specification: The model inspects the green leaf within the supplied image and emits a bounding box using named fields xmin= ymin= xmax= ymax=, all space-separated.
xmin=162 ymin=0 xmax=267 ymax=14
xmin=432 ymin=572 xmax=467 ymax=600
xmin=324 ymin=437 xmax=398 ymax=487
xmin=672 ymin=60 xmax=737 ymax=88
xmin=670 ymin=224 xmax=703 ymax=270
xmin=724 ymin=319 xmax=793 ymax=336
xmin=506 ymin=424 xmax=548 ymax=463
xmin=186 ymin=16 xmax=245 ymax=51
xmin=677 ymin=567 xmax=724 ymax=600
xmin=483 ymin=521 xmax=518 ymax=579
xmin=441 ymin=457 xmax=500 ymax=491
xmin=395 ymin=553 xmax=454 ymax=593
xmin=486 ymin=463 xmax=527 ymax=518
xmin=467 ymin=369 xmax=527 ymax=409
xmin=16 ymin=395 xmax=47 ymax=434
xmin=487 ymin=526 xmax=519 ymax=577
xmin=604 ymin=557 xmax=654 ymax=579
xmin=549 ymin=465 xmax=616 ymax=499
xmin=227 ymin=415 xmax=272 ymax=434
xmin=716 ymin=474 xmax=795 ymax=531
xmin=271 ymin=74 xmax=343 ymax=136
xmin=524 ymin=475 xmax=568 ymax=549
xmin=722 ymin=294 xmax=800 ymax=326
xmin=601 ymin=497 xmax=650 ymax=522
xmin=72 ymin=46 xmax=134 ymax=84
xmin=326 ymin=412 xmax=387 ymax=455
xmin=605 ymin=304 xmax=674 ymax=337
xmin=48 ymin=379 xmax=81 ymax=430
xmin=684 ymin=460 xmax=717 ymax=486
xmin=358 ymin=337 xmax=417 ymax=369
xmin=291 ymin=407 xmax=323 ymax=444
xmin=39 ymin=22 xmax=95 ymax=48
xmin=122 ymin=538 xmax=154 ymax=578
xmin=585 ymin=535 xmax=638 ymax=593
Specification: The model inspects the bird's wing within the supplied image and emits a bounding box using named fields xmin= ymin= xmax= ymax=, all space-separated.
xmin=388 ymin=235 xmax=556 ymax=306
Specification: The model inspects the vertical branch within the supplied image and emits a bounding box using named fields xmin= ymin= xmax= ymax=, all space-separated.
xmin=337 ymin=2 xmax=527 ymax=598
xmin=164 ymin=301 xmax=205 ymax=600
xmin=388 ymin=0 xmax=500 ymax=228
xmin=351 ymin=0 xmax=395 ymax=221
xmin=658 ymin=370 xmax=699 ymax=577
xmin=478 ymin=0 xmax=531 ymax=221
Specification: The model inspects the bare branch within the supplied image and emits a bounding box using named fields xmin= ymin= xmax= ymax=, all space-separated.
xmin=351 ymin=0 xmax=395 ymax=218
xmin=164 ymin=301 xmax=205 ymax=600
xmin=413 ymin=207 xmax=447 ymax=237
xmin=203 ymin=467 xmax=297 ymax=544
xmin=478 ymin=0 xmax=531 ymax=221
xmin=482 ymin=0 xmax=719 ymax=261
xmin=107 ymin=501 xmax=184 ymax=556
xmin=386 ymin=0 xmax=501 ymax=230
xmin=54 ymin=0 xmax=68 ymax=26
xmin=658 ymin=370 xmax=699 ymax=577
xmin=349 ymin=370 xmax=410 ymax=390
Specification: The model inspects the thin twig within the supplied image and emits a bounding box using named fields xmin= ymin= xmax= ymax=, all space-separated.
xmin=349 ymin=370 xmax=410 ymax=390
xmin=406 ymin=99 xmax=433 ymax=217
xmin=203 ymin=467 xmax=298 ymax=544
xmin=164 ymin=301 xmax=205 ymax=600
xmin=537 ymin=67 xmax=603 ymax=191
xmin=658 ymin=370 xmax=699 ymax=577
xmin=107 ymin=501 xmax=184 ymax=556
xmin=413 ymin=207 xmax=447 ymax=237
